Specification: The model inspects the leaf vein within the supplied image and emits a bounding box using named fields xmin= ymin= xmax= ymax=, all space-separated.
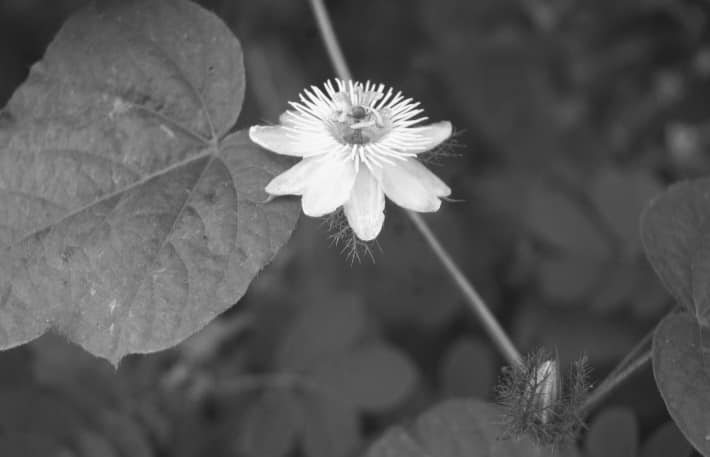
xmin=121 ymin=16 xmax=218 ymax=141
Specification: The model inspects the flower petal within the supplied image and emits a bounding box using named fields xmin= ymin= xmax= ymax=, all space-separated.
xmin=265 ymin=157 xmax=325 ymax=196
xmin=403 ymin=121 xmax=452 ymax=154
xmin=373 ymin=159 xmax=448 ymax=212
xmin=397 ymin=158 xmax=451 ymax=197
xmin=301 ymin=156 xmax=357 ymax=217
xmin=344 ymin=168 xmax=385 ymax=241
xmin=249 ymin=125 xmax=331 ymax=157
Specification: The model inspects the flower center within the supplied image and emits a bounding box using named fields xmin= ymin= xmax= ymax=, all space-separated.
xmin=351 ymin=105 xmax=368 ymax=120
xmin=332 ymin=103 xmax=388 ymax=146
xmin=343 ymin=128 xmax=368 ymax=145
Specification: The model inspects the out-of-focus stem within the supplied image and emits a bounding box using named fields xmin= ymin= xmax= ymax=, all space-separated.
xmin=308 ymin=0 xmax=352 ymax=81
xmin=306 ymin=0 xmax=523 ymax=368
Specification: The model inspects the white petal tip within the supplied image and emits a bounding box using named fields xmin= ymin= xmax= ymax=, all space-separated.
xmin=438 ymin=121 xmax=453 ymax=139
xmin=422 ymin=199 xmax=442 ymax=212
xmin=248 ymin=125 xmax=268 ymax=147
xmin=354 ymin=230 xmax=381 ymax=242
xmin=438 ymin=184 xmax=452 ymax=198
xmin=264 ymin=175 xmax=298 ymax=196
xmin=263 ymin=183 xmax=279 ymax=195
xmin=350 ymin=217 xmax=384 ymax=241
xmin=248 ymin=125 xmax=261 ymax=138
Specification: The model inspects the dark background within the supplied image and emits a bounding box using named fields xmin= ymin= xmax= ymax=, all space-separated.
xmin=0 ymin=0 xmax=705 ymax=455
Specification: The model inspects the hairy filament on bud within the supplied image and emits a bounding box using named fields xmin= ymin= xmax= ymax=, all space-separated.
xmin=497 ymin=348 xmax=590 ymax=449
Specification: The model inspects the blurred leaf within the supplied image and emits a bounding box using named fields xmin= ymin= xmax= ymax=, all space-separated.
xmin=31 ymin=334 xmax=125 ymax=418
xmin=360 ymin=210 xmax=468 ymax=329
xmin=26 ymin=335 xmax=158 ymax=456
xmin=592 ymin=168 xmax=662 ymax=250
xmin=439 ymin=337 xmax=496 ymax=398
xmin=538 ymin=257 xmax=600 ymax=303
xmin=472 ymin=172 xmax=534 ymax=224
xmin=75 ymin=429 xmax=122 ymax=457
xmin=239 ymin=391 xmax=301 ymax=457
xmin=512 ymin=303 xmax=638 ymax=367
xmin=0 ymin=0 xmax=298 ymax=364
xmin=628 ymin=264 xmax=672 ymax=319
xmin=641 ymin=178 xmax=710 ymax=326
xmin=0 ymin=388 xmax=88 ymax=444
xmin=0 ymin=384 xmax=144 ymax=456
xmin=653 ymin=313 xmax=710 ymax=457
xmin=244 ymin=38 xmax=307 ymax=122
xmin=32 ymin=334 xmax=116 ymax=386
xmin=311 ymin=342 xmax=418 ymax=412
xmin=299 ymin=390 xmax=361 ymax=457
xmin=365 ymin=428 xmax=430 ymax=457
xmin=0 ymin=345 xmax=33 ymax=390
xmin=96 ymin=409 xmax=153 ymax=457
xmin=0 ymin=433 xmax=68 ymax=457
xmin=276 ymin=296 xmax=368 ymax=371
xmin=420 ymin=1 xmax=563 ymax=168
xmin=584 ymin=406 xmax=638 ymax=457
xmin=481 ymin=167 xmax=662 ymax=313
xmin=639 ymin=421 xmax=693 ymax=457
xmin=527 ymin=185 xmax=609 ymax=258
xmin=364 ymin=398 xmax=580 ymax=457
xmin=588 ymin=262 xmax=638 ymax=312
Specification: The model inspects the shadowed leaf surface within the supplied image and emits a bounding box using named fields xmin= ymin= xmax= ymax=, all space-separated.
xmin=0 ymin=434 xmax=68 ymax=457
xmin=310 ymin=342 xmax=418 ymax=412
xmin=239 ymin=391 xmax=301 ymax=457
xmin=439 ymin=337 xmax=496 ymax=398
xmin=653 ymin=313 xmax=710 ymax=457
xmin=640 ymin=421 xmax=692 ymax=457
xmin=365 ymin=399 xmax=580 ymax=457
xmin=299 ymin=390 xmax=361 ymax=457
xmin=0 ymin=0 xmax=299 ymax=363
xmin=584 ymin=407 xmax=638 ymax=457
xmin=276 ymin=297 xmax=368 ymax=371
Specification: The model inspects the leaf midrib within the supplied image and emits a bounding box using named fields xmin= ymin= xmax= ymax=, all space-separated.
xmin=109 ymin=151 xmax=220 ymax=355
xmin=11 ymin=146 xmax=218 ymax=248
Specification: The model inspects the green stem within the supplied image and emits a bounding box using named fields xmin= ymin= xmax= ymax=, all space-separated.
xmin=604 ymin=328 xmax=654 ymax=383
xmin=580 ymin=342 xmax=653 ymax=415
xmin=579 ymin=307 xmax=679 ymax=416
xmin=306 ymin=0 xmax=523 ymax=368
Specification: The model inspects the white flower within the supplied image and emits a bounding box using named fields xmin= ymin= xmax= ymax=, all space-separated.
xmin=249 ymin=79 xmax=452 ymax=241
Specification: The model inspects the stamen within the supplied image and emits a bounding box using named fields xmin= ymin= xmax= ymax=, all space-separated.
xmin=284 ymin=79 xmax=444 ymax=159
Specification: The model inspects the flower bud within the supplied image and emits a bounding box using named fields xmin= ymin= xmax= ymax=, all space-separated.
xmin=497 ymin=349 xmax=589 ymax=448
xmin=527 ymin=359 xmax=560 ymax=424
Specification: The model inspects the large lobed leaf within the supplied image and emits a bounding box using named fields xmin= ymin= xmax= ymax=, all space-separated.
xmin=0 ymin=0 xmax=299 ymax=363
xmin=641 ymin=178 xmax=710 ymax=326
xmin=653 ymin=313 xmax=710 ymax=457
xmin=641 ymin=177 xmax=710 ymax=456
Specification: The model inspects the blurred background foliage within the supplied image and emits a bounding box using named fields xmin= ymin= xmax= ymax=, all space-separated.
xmin=0 ymin=0 xmax=706 ymax=455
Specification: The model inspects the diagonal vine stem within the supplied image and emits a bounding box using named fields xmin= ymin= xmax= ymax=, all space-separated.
xmin=578 ymin=322 xmax=656 ymax=416
xmin=579 ymin=348 xmax=652 ymax=416
xmin=307 ymin=0 xmax=523 ymax=368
